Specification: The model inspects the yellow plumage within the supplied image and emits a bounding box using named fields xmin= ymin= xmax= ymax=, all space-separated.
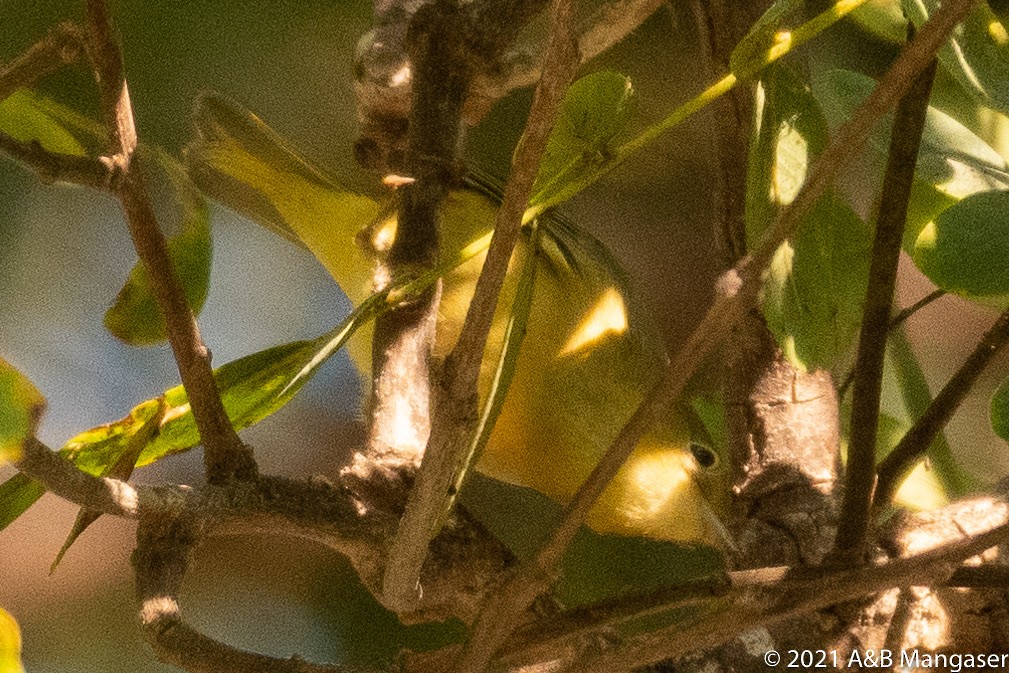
xmin=186 ymin=94 xmax=729 ymax=547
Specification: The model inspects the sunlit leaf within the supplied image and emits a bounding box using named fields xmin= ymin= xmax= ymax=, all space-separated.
xmin=0 ymin=89 xmax=90 ymax=157
xmin=816 ymin=68 xmax=1009 ymax=201
xmin=51 ymin=399 xmax=166 ymax=572
xmin=529 ymin=71 xmax=634 ymax=210
xmin=0 ymin=607 xmax=24 ymax=673
xmin=875 ymin=413 xmax=948 ymax=511
xmin=104 ymin=150 xmax=213 ymax=345
xmin=913 ymin=190 xmax=1009 ymax=299
xmin=0 ymin=295 xmax=384 ymax=533
xmin=904 ymin=0 xmax=1009 ymax=116
xmin=0 ymin=358 xmax=44 ymax=464
xmin=763 ymin=196 xmax=871 ymax=372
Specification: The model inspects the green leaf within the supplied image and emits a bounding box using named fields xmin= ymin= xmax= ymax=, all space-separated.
xmin=815 ymin=69 xmax=1009 ymax=201
xmin=104 ymin=150 xmax=214 ymax=345
xmin=0 ymin=475 xmax=46 ymax=532
xmin=913 ymin=190 xmax=1009 ymax=299
xmin=747 ymin=64 xmax=830 ymax=247
xmin=763 ymin=196 xmax=871 ymax=372
xmin=730 ymin=0 xmax=804 ymax=78
xmin=0 ymin=294 xmax=386 ymax=533
xmin=852 ymin=0 xmax=909 ymax=44
xmin=904 ymin=0 xmax=1009 ymax=116
xmin=51 ymin=399 xmax=166 ymax=572
xmin=0 ymin=607 xmax=24 ymax=673
xmin=0 ymin=359 xmax=44 ymax=464
xmin=529 ymin=71 xmax=633 ymax=210
xmin=185 ymin=93 xmax=382 ymax=306
xmin=0 ymin=89 xmax=91 ymax=157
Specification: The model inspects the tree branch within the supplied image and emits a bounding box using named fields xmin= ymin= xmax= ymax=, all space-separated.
xmin=569 ymin=521 xmax=1009 ymax=673
xmin=0 ymin=21 xmax=88 ymax=103
xmin=382 ymin=0 xmax=579 ymax=613
xmin=875 ymin=306 xmax=1009 ymax=505
xmin=833 ymin=51 xmax=937 ymax=563
xmin=83 ymin=0 xmax=256 ymax=485
xmin=13 ymin=437 xmax=144 ymax=518
xmin=446 ymin=1 xmax=977 ymax=667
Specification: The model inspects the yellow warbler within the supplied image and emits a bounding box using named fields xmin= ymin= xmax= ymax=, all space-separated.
xmin=185 ymin=94 xmax=730 ymax=546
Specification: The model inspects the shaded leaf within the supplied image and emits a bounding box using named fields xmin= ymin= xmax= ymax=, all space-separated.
xmin=0 ymin=475 xmax=46 ymax=532
xmin=815 ymin=68 xmax=1009 ymax=202
xmin=0 ymin=607 xmax=24 ymax=673
xmin=904 ymin=0 xmax=1009 ymax=116
xmin=730 ymin=0 xmax=804 ymax=77
xmin=763 ymin=196 xmax=871 ymax=372
xmin=0 ymin=359 xmax=44 ymax=464
xmin=913 ymin=190 xmax=1009 ymax=298
xmin=104 ymin=151 xmax=213 ymax=344
xmin=529 ymin=71 xmax=633 ymax=209
xmin=852 ymin=0 xmax=908 ymax=44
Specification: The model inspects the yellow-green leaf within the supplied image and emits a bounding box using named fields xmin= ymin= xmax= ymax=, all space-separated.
xmin=0 ymin=359 xmax=44 ymax=464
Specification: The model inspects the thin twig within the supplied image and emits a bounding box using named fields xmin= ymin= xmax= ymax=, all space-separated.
xmin=14 ymin=437 xmax=142 ymax=518
xmin=490 ymin=0 xmax=664 ymax=96
xmin=0 ymin=21 xmax=88 ymax=103
xmin=83 ymin=0 xmax=256 ymax=484
xmin=451 ymin=1 xmax=977 ymax=668
xmin=875 ymin=306 xmax=1009 ymax=505
xmin=833 ymin=52 xmax=938 ymax=563
xmin=383 ymin=0 xmax=580 ymax=612
xmin=837 ymin=288 xmax=947 ymax=400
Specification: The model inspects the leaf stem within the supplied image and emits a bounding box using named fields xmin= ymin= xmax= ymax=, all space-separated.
xmin=84 ymin=0 xmax=256 ymax=484
xmin=833 ymin=50 xmax=937 ymax=564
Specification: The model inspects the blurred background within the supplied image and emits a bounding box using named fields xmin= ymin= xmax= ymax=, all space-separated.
xmin=0 ymin=1 xmax=1007 ymax=671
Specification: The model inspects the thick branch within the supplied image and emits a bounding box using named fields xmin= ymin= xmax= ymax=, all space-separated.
xmin=833 ymin=53 xmax=937 ymax=562
xmin=875 ymin=306 xmax=1009 ymax=505
xmin=84 ymin=0 xmax=256 ymax=484
xmin=383 ymin=0 xmax=579 ymax=612
xmin=448 ymin=1 xmax=977 ymax=667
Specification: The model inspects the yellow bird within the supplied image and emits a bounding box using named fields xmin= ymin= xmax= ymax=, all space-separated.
xmin=185 ymin=94 xmax=730 ymax=547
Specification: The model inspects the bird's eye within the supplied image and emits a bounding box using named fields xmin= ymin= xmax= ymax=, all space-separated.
xmin=690 ymin=443 xmax=717 ymax=469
